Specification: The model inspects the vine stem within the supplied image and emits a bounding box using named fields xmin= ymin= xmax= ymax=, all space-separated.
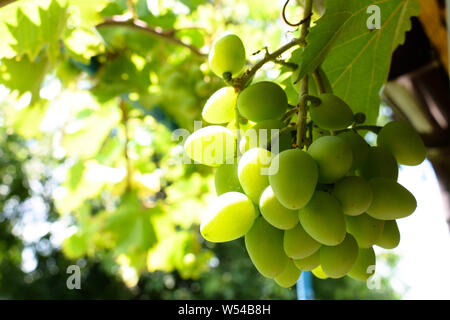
xmin=230 ymin=37 xmax=306 ymax=90
xmin=120 ymin=99 xmax=132 ymax=191
xmin=96 ymin=15 xmax=206 ymax=57
xmin=296 ymin=75 xmax=309 ymax=147
xmin=295 ymin=0 xmax=313 ymax=148
xmin=0 ymin=0 xmax=16 ymax=8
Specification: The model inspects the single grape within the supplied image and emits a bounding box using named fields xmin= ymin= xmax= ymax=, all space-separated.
xmin=337 ymin=131 xmax=369 ymax=170
xmin=308 ymin=136 xmax=353 ymax=183
xmin=377 ymin=121 xmax=426 ymax=166
xmin=245 ymin=216 xmax=289 ymax=278
xmin=332 ymin=176 xmax=373 ymax=216
xmin=239 ymin=119 xmax=291 ymax=154
xmin=274 ymin=260 xmax=302 ymax=288
xmin=214 ymin=162 xmax=243 ymax=195
xmin=345 ymin=213 xmax=384 ymax=248
xmin=238 ymin=148 xmax=272 ymax=203
xmin=269 ymin=149 xmax=318 ymax=210
xmin=200 ymin=192 xmax=257 ymax=242
xmin=310 ymin=94 xmax=354 ymax=130
xmin=283 ymin=224 xmax=321 ymax=259
xmin=347 ymin=247 xmax=376 ymax=281
xmin=184 ymin=126 xmax=236 ymax=166
xmin=259 ymin=186 xmax=299 ymax=230
xmin=367 ymin=178 xmax=417 ymax=220
xmin=294 ymin=250 xmax=320 ymax=271
xmin=320 ymin=233 xmax=358 ymax=278
xmin=375 ymin=220 xmax=400 ymax=249
xmin=358 ymin=147 xmax=398 ymax=180
xmin=237 ymin=81 xmax=288 ymax=122
xmin=209 ymin=34 xmax=246 ymax=78
xmin=311 ymin=265 xmax=328 ymax=279
xmin=202 ymin=87 xmax=237 ymax=124
xmin=298 ymin=191 xmax=346 ymax=246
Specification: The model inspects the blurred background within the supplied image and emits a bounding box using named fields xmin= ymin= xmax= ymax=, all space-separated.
xmin=0 ymin=0 xmax=448 ymax=299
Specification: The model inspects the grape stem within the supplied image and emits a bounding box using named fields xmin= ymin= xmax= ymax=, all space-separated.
xmin=295 ymin=0 xmax=314 ymax=149
xmin=229 ymin=37 xmax=306 ymax=90
xmin=336 ymin=125 xmax=383 ymax=134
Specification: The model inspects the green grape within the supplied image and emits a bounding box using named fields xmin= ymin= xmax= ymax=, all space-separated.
xmin=320 ymin=233 xmax=358 ymax=278
xmin=274 ymin=260 xmax=302 ymax=288
xmin=298 ymin=191 xmax=346 ymax=246
xmin=337 ymin=131 xmax=369 ymax=170
xmin=200 ymin=192 xmax=257 ymax=242
xmin=214 ymin=163 xmax=243 ymax=195
xmin=238 ymin=148 xmax=272 ymax=203
xmin=345 ymin=213 xmax=384 ymax=248
xmin=310 ymin=94 xmax=354 ymax=130
xmin=294 ymin=250 xmax=320 ymax=271
xmin=332 ymin=176 xmax=373 ymax=216
xmin=209 ymin=34 xmax=246 ymax=78
xmin=347 ymin=247 xmax=376 ymax=281
xmin=358 ymin=147 xmax=398 ymax=180
xmin=202 ymin=87 xmax=237 ymax=124
xmin=237 ymin=81 xmax=288 ymax=122
xmin=308 ymin=136 xmax=353 ymax=183
xmin=367 ymin=178 xmax=417 ymax=220
xmin=312 ymin=265 xmax=328 ymax=279
xmin=184 ymin=126 xmax=236 ymax=166
xmin=269 ymin=149 xmax=318 ymax=210
xmin=259 ymin=186 xmax=299 ymax=230
xmin=377 ymin=121 xmax=426 ymax=166
xmin=245 ymin=216 xmax=289 ymax=278
xmin=284 ymin=224 xmax=321 ymax=259
xmin=239 ymin=119 xmax=291 ymax=154
xmin=375 ymin=220 xmax=400 ymax=249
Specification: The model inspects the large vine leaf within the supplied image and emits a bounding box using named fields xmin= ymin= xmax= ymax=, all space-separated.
xmin=296 ymin=0 xmax=420 ymax=124
xmin=0 ymin=54 xmax=49 ymax=102
xmin=2 ymin=0 xmax=67 ymax=60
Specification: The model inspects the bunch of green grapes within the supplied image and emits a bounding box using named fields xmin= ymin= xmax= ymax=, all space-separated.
xmin=184 ymin=34 xmax=426 ymax=288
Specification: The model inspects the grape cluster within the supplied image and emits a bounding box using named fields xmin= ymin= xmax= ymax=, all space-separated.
xmin=184 ymin=34 xmax=426 ymax=288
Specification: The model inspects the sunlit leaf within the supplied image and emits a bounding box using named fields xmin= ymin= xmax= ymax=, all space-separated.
xmin=296 ymin=0 xmax=420 ymax=124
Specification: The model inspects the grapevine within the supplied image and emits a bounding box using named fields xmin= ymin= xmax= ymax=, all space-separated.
xmin=183 ymin=0 xmax=426 ymax=288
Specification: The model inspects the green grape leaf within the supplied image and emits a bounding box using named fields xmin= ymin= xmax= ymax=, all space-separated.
xmin=63 ymin=233 xmax=89 ymax=259
xmin=4 ymin=0 xmax=67 ymax=61
xmin=296 ymin=0 xmax=420 ymax=124
xmin=6 ymin=101 xmax=49 ymax=139
xmin=62 ymin=102 xmax=121 ymax=158
xmin=0 ymin=55 xmax=49 ymax=102
xmin=105 ymin=193 xmax=156 ymax=254
xmin=55 ymin=159 xmax=128 ymax=214
xmin=38 ymin=0 xmax=68 ymax=61
xmin=6 ymin=8 xmax=42 ymax=60
xmin=67 ymin=0 xmax=110 ymax=28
